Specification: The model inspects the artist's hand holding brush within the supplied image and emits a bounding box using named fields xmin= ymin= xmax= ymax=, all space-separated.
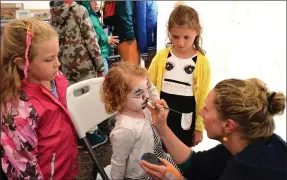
xmin=147 ymin=99 xmax=169 ymax=132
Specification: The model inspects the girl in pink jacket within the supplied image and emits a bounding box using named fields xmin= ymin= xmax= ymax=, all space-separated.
xmin=1 ymin=18 xmax=79 ymax=179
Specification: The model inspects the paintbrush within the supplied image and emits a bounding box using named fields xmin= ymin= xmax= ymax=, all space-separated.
xmin=146 ymin=98 xmax=182 ymax=115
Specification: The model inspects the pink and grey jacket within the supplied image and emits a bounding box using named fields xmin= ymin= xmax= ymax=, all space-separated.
xmin=1 ymin=72 xmax=79 ymax=179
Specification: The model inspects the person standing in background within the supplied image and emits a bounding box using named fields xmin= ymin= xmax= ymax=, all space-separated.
xmin=78 ymin=1 xmax=119 ymax=76
xmin=104 ymin=1 xmax=140 ymax=65
xmin=148 ymin=5 xmax=211 ymax=148
xmin=134 ymin=1 xmax=158 ymax=69
xmin=50 ymin=0 xmax=108 ymax=149
xmin=50 ymin=0 xmax=104 ymax=81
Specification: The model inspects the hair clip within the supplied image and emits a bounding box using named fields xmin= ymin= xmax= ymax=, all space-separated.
xmin=267 ymin=92 xmax=276 ymax=113
xmin=267 ymin=92 xmax=276 ymax=102
xmin=24 ymin=24 xmax=33 ymax=77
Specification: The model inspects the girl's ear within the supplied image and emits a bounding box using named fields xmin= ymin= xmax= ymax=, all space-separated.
xmin=196 ymin=27 xmax=201 ymax=37
xmin=14 ymin=57 xmax=25 ymax=70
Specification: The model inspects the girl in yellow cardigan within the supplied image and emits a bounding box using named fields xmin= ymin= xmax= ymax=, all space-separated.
xmin=148 ymin=5 xmax=210 ymax=147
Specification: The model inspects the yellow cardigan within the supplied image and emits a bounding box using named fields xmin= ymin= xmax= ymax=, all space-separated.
xmin=148 ymin=47 xmax=211 ymax=131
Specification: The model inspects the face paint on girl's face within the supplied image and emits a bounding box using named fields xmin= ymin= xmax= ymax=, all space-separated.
xmin=125 ymin=80 xmax=149 ymax=111
xmin=132 ymin=81 xmax=148 ymax=97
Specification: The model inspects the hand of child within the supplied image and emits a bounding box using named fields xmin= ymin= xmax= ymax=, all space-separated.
xmin=141 ymin=158 xmax=184 ymax=180
xmin=192 ymin=130 xmax=203 ymax=146
xmin=108 ymin=36 xmax=119 ymax=46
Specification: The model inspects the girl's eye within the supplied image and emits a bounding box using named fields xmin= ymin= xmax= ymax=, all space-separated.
xmin=133 ymin=88 xmax=148 ymax=98
xmin=133 ymin=89 xmax=144 ymax=97
xmin=133 ymin=93 xmax=144 ymax=99
xmin=45 ymin=59 xmax=52 ymax=62
xmin=134 ymin=92 xmax=143 ymax=97
xmin=184 ymin=36 xmax=190 ymax=40
xmin=172 ymin=35 xmax=179 ymax=39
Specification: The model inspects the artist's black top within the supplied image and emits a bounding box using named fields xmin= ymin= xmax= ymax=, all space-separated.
xmin=181 ymin=134 xmax=287 ymax=180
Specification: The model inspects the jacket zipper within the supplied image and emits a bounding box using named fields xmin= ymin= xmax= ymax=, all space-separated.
xmin=50 ymin=153 xmax=56 ymax=180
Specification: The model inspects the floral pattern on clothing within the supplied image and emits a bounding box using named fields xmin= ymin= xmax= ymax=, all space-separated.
xmin=1 ymin=91 xmax=43 ymax=179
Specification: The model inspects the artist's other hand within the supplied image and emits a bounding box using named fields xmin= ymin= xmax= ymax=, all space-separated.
xmin=192 ymin=130 xmax=203 ymax=146
xmin=141 ymin=158 xmax=184 ymax=180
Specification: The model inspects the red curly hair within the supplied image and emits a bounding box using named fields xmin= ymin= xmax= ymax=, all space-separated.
xmin=101 ymin=62 xmax=148 ymax=113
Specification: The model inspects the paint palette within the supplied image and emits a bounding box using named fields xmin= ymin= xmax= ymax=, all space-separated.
xmin=141 ymin=153 xmax=162 ymax=166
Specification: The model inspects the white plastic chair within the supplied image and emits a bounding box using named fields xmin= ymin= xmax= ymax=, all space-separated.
xmin=66 ymin=77 xmax=113 ymax=180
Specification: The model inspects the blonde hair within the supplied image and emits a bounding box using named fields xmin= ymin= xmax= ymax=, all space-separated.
xmin=214 ymin=78 xmax=286 ymax=140
xmin=1 ymin=18 xmax=58 ymax=121
xmin=101 ymin=62 xmax=148 ymax=113
xmin=167 ymin=5 xmax=205 ymax=55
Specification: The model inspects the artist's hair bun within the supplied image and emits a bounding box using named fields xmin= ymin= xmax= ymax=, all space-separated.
xmin=267 ymin=92 xmax=286 ymax=116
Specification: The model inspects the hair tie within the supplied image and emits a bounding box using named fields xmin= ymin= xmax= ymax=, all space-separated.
xmin=267 ymin=92 xmax=276 ymax=113
xmin=24 ymin=24 xmax=33 ymax=78
xmin=267 ymin=92 xmax=276 ymax=102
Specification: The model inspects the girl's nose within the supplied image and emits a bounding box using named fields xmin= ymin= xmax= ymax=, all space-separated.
xmin=55 ymin=57 xmax=61 ymax=67
xmin=177 ymin=39 xmax=184 ymax=47
xmin=142 ymin=91 xmax=149 ymax=100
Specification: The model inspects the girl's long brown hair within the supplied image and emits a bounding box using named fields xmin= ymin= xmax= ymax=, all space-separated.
xmin=167 ymin=5 xmax=205 ymax=55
